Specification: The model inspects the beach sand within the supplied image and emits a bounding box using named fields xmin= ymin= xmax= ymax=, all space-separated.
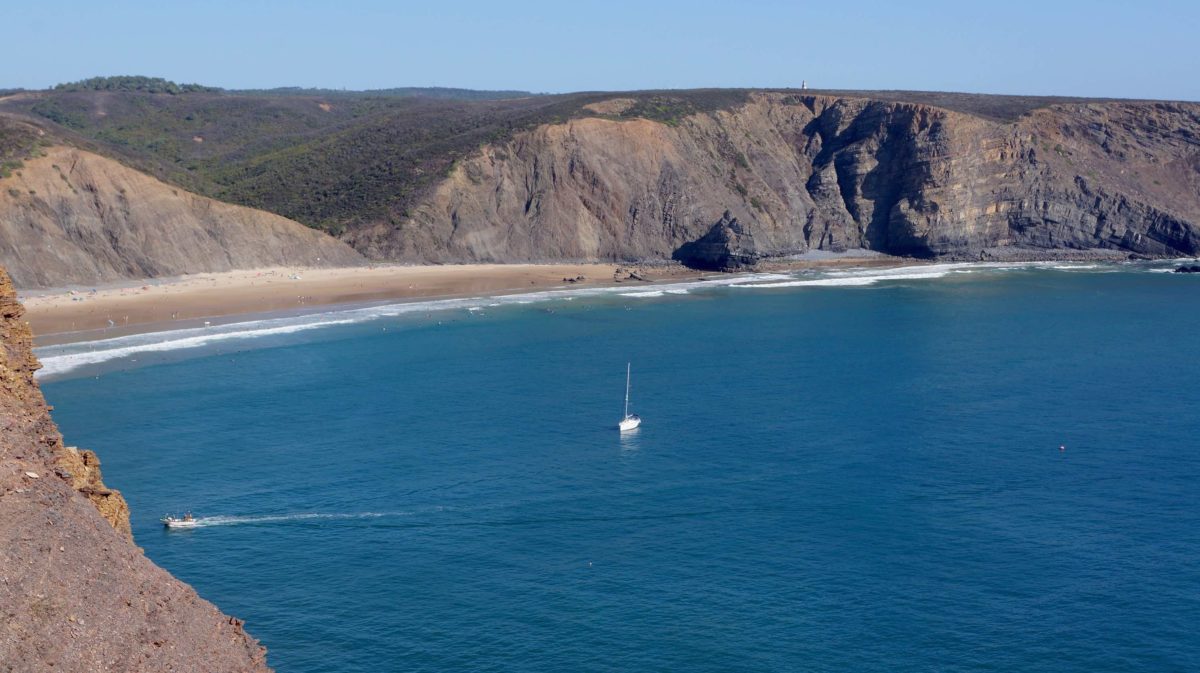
xmin=17 ymin=263 xmax=692 ymax=340
xmin=18 ymin=253 xmax=909 ymax=344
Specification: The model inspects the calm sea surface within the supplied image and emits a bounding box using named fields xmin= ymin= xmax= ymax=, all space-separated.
xmin=40 ymin=263 xmax=1200 ymax=672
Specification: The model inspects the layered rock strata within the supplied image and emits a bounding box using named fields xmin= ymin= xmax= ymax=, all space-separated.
xmin=346 ymin=93 xmax=1200 ymax=269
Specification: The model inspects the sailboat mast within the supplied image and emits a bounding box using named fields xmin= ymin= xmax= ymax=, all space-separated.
xmin=624 ymin=362 xmax=631 ymax=418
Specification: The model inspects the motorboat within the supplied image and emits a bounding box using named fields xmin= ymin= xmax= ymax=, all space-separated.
xmin=162 ymin=514 xmax=198 ymax=529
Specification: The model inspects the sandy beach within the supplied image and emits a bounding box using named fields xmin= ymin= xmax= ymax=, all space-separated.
xmin=17 ymin=253 xmax=914 ymax=344
xmin=17 ymin=263 xmax=695 ymax=340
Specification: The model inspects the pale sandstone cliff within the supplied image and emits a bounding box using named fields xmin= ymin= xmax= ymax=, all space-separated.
xmin=344 ymin=93 xmax=1200 ymax=268
xmin=0 ymin=267 xmax=271 ymax=672
xmin=0 ymin=147 xmax=363 ymax=288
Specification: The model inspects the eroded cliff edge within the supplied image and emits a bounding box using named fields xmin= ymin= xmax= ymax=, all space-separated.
xmin=346 ymin=93 xmax=1200 ymax=268
xmin=0 ymin=267 xmax=271 ymax=672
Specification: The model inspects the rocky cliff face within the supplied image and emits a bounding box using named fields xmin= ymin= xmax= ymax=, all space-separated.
xmin=345 ymin=93 xmax=1200 ymax=268
xmin=0 ymin=147 xmax=364 ymax=288
xmin=0 ymin=267 xmax=271 ymax=672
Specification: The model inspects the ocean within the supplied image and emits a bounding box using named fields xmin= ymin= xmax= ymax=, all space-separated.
xmin=39 ymin=262 xmax=1200 ymax=672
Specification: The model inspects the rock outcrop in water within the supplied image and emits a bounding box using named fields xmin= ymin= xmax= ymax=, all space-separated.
xmin=346 ymin=93 xmax=1200 ymax=267
xmin=0 ymin=146 xmax=363 ymax=288
xmin=0 ymin=266 xmax=271 ymax=671
xmin=672 ymin=210 xmax=760 ymax=270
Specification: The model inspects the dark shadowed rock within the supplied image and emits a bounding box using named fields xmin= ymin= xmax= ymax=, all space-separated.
xmin=672 ymin=211 xmax=760 ymax=271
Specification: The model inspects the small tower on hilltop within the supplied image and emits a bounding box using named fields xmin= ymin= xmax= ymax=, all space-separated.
xmin=801 ymin=80 xmax=807 ymax=91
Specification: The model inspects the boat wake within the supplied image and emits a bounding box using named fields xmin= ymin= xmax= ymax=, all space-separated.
xmin=165 ymin=512 xmax=409 ymax=528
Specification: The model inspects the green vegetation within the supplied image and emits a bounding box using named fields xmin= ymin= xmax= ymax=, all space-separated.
xmin=0 ymin=86 xmax=761 ymax=232
xmin=2 ymin=82 xmax=1116 ymax=235
xmin=618 ymin=91 xmax=749 ymax=126
xmin=234 ymin=86 xmax=536 ymax=101
xmin=0 ymin=118 xmax=48 ymax=180
xmin=54 ymin=76 xmax=218 ymax=94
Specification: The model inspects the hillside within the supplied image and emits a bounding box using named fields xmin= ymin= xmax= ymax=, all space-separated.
xmin=2 ymin=84 xmax=1198 ymax=269
xmin=0 ymin=266 xmax=271 ymax=671
xmin=0 ymin=129 xmax=364 ymax=287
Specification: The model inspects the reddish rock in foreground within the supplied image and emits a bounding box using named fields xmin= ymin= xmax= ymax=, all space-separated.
xmin=0 ymin=266 xmax=271 ymax=672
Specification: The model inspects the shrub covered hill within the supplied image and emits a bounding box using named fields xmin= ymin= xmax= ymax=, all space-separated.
xmin=2 ymin=76 xmax=1199 ymax=269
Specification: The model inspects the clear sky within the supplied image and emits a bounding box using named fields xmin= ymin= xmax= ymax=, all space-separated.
xmin=6 ymin=0 xmax=1198 ymax=100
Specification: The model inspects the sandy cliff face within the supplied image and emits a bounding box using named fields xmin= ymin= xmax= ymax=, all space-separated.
xmin=0 ymin=147 xmax=363 ymax=288
xmin=345 ymin=93 xmax=1200 ymax=267
xmin=0 ymin=267 xmax=271 ymax=672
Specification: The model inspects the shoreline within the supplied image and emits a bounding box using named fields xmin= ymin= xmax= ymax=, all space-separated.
xmin=21 ymin=250 xmax=1172 ymax=347
xmin=19 ymin=263 xmax=646 ymax=343
xmin=21 ymin=256 xmax=912 ymax=346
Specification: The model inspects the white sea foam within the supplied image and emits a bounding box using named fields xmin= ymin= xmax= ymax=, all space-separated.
xmin=732 ymin=265 xmax=961 ymax=289
xmin=620 ymin=290 xmax=666 ymax=298
xmin=35 ymin=272 xmax=784 ymax=378
xmin=37 ymin=317 xmax=359 ymax=378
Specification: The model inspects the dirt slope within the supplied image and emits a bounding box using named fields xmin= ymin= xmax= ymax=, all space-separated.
xmin=0 ymin=147 xmax=363 ymax=288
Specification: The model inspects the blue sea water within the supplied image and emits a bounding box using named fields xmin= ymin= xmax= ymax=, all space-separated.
xmin=39 ymin=263 xmax=1200 ymax=672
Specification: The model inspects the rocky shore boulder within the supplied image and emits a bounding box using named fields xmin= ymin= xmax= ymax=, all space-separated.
xmin=672 ymin=211 xmax=760 ymax=271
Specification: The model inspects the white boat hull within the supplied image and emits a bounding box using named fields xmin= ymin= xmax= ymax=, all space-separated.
xmin=162 ymin=517 xmax=198 ymax=529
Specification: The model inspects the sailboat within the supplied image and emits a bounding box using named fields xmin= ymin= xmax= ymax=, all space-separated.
xmin=618 ymin=363 xmax=642 ymax=431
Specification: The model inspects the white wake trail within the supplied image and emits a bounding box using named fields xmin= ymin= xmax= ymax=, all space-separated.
xmin=170 ymin=512 xmax=409 ymax=528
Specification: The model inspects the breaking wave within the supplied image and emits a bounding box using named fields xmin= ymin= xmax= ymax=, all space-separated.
xmin=731 ymin=264 xmax=968 ymax=289
xmin=35 ymin=272 xmax=785 ymax=378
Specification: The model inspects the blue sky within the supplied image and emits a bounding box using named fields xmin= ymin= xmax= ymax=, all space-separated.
xmin=6 ymin=0 xmax=1198 ymax=99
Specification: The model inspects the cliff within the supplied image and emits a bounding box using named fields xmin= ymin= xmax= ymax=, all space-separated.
xmin=0 ymin=267 xmax=271 ymax=672
xmin=0 ymin=146 xmax=363 ymax=288
xmin=345 ymin=93 xmax=1200 ymax=268
xmin=5 ymin=88 xmax=1198 ymax=272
